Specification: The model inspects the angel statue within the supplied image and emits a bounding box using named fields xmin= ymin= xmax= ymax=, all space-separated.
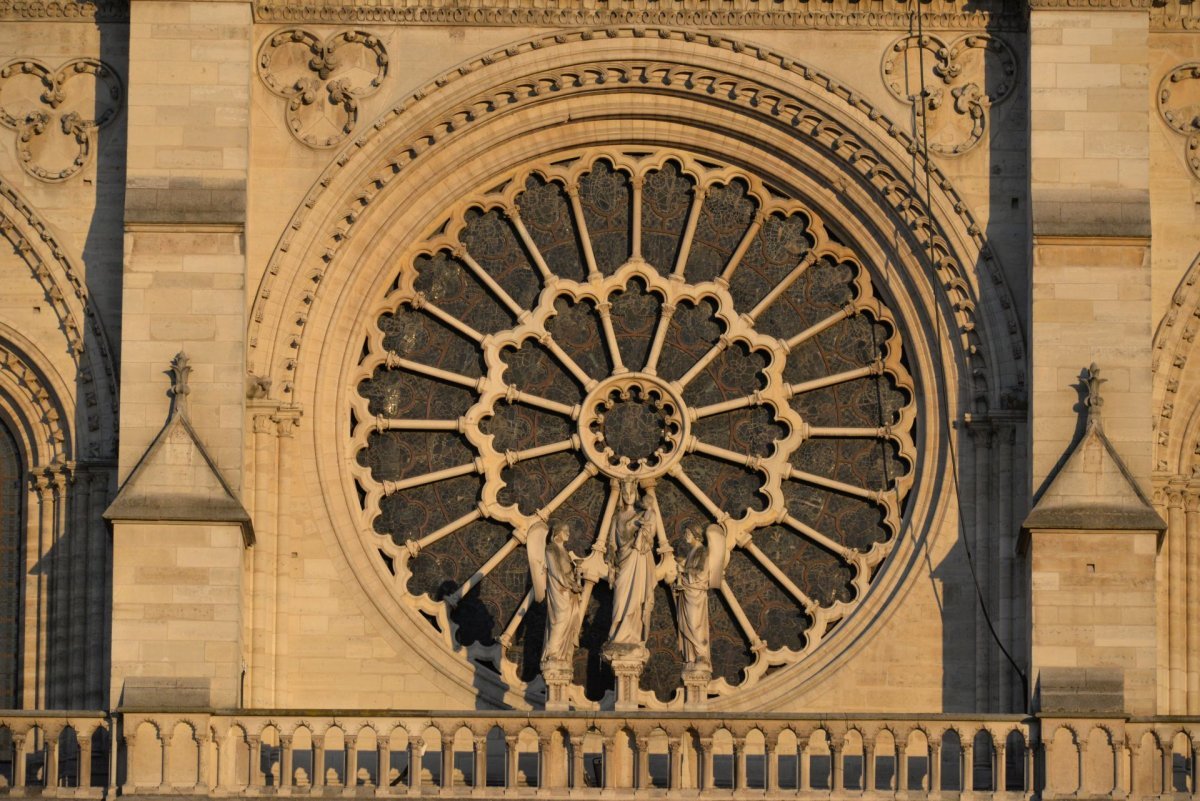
xmin=673 ymin=522 xmax=728 ymax=672
xmin=527 ymin=520 xmax=584 ymax=670
xmin=605 ymin=479 xmax=658 ymax=655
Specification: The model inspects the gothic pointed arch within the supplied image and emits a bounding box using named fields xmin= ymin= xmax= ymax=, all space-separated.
xmin=248 ymin=27 xmax=1027 ymax=710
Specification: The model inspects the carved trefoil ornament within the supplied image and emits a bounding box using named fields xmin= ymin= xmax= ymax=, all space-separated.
xmin=0 ymin=58 xmax=122 ymax=182
xmin=1158 ymin=63 xmax=1200 ymax=181
xmin=881 ymin=34 xmax=1017 ymax=156
xmin=257 ymin=28 xmax=388 ymax=148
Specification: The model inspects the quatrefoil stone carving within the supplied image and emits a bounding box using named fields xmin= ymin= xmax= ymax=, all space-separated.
xmin=257 ymin=28 xmax=388 ymax=149
xmin=0 ymin=58 xmax=122 ymax=183
xmin=1158 ymin=64 xmax=1200 ymax=181
xmin=881 ymin=34 xmax=1017 ymax=157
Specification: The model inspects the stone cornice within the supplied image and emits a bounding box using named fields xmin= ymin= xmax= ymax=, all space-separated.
xmin=254 ymin=0 xmax=1026 ymax=31
xmin=0 ymin=0 xmax=128 ymax=21
xmin=1028 ymin=0 xmax=1149 ymax=8
xmin=1151 ymin=1 xmax=1200 ymax=30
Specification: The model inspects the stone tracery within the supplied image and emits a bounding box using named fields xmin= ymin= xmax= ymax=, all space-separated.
xmin=350 ymin=149 xmax=916 ymax=708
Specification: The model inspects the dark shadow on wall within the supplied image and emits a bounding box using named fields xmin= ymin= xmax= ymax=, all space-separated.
xmin=888 ymin=0 xmax=1032 ymax=721
xmin=78 ymin=9 xmax=128 ymax=711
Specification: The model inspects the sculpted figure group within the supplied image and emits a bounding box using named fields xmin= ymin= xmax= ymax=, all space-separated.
xmin=527 ymin=478 xmax=728 ymax=705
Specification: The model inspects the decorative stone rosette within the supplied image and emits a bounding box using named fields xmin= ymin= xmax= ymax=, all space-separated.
xmin=257 ymin=28 xmax=387 ymax=148
xmin=349 ymin=148 xmax=916 ymax=708
xmin=0 ymin=58 xmax=122 ymax=182
xmin=1158 ymin=63 xmax=1200 ymax=181
xmin=881 ymin=33 xmax=1016 ymax=156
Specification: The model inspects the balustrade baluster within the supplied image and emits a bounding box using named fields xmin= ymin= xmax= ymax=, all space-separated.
xmin=637 ymin=737 xmax=650 ymax=789
xmin=929 ymin=739 xmax=941 ymax=795
xmin=570 ymin=736 xmax=585 ymax=789
xmin=766 ymin=737 xmax=779 ymax=792
xmin=196 ymin=733 xmax=212 ymax=791
xmin=313 ymin=736 xmax=326 ymax=788
xmin=798 ymin=738 xmax=810 ymax=792
xmin=669 ymin=738 xmax=682 ymax=789
xmin=865 ymin=741 xmax=876 ymax=794
xmin=472 ymin=734 xmax=487 ymax=788
xmin=14 ymin=733 xmax=29 ymax=789
xmin=347 ymin=734 xmax=360 ymax=788
xmin=996 ymin=740 xmax=1006 ymax=794
xmin=897 ymin=738 xmax=910 ymax=793
xmin=46 ymin=732 xmax=59 ymax=789
xmin=248 ymin=735 xmax=264 ymax=788
xmin=964 ymin=740 xmax=975 ymax=794
xmin=733 ymin=737 xmax=747 ymax=790
xmin=409 ymin=738 xmax=423 ymax=790
xmin=377 ymin=737 xmax=390 ymax=790
xmin=504 ymin=734 xmax=520 ymax=789
xmin=1026 ymin=740 xmax=1035 ymax=795
xmin=278 ymin=734 xmax=292 ymax=789
xmin=159 ymin=735 xmax=173 ymax=792
xmin=1165 ymin=739 xmax=1175 ymax=796
xmin=698 ymin=736 xmax=714 ymax=790
xmin=537 ymin=735 xmax=552 ymax=789
xmin=830 ymin=741 xmax=843 ymax=793
xmin=78 ymin=737 xmax=92 ymax=789
xmin=441 ymin=735 xmax=454 ymax=788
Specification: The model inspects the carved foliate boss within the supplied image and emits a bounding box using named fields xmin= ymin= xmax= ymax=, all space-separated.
xmin=0 ymin=58 xmax=122 ymax=182
xmin=1158 ymin=63 xmax=1200 ymax=181
xmin=351 ymin=149 xmax=917 ymax=708
xmin=257 ymin=28 xmax=387 ymax=148
xmin=881 ymin=34 xmax=1016 ymax=156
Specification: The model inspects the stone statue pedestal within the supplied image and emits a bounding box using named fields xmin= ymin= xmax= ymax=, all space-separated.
xmin=682 ymin=665 xmax=711 ymax=708
xmin=542 ymin=661 xmax=573 ymax=711
xmin=603 ymin=643 xmax=648 ymax=711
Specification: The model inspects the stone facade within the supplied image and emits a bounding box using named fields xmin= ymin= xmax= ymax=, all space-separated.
xmin=0 ymin=0 xmax=1198 ymax=796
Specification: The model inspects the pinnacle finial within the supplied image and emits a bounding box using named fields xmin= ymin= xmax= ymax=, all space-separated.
xmin=170 ymin=351 xmax=192 ymax=416
xmin=1084 ymin=362 xmax=1105 ymax=426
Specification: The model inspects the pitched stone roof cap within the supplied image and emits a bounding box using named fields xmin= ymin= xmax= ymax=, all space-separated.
xmin=1023 ymin=419 xmax=1164 ymax=532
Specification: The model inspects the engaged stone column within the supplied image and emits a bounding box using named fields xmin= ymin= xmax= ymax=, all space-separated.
xmin=636 ymin=737 xmax=650 ymax=789
xmin=864 ymin=740 xmax=876 ymax=792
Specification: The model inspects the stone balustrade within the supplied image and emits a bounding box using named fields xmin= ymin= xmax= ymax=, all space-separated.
xmin=3 ymin=710 xmax=1200 ymax=798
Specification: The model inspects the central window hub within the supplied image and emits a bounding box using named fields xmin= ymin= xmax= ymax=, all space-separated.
xmin=579 ymin=373 xmax=689 ymax=480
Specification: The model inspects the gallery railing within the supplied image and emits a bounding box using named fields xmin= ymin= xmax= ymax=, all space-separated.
xmin=0 ymin=710 xmax=1198 ymax=798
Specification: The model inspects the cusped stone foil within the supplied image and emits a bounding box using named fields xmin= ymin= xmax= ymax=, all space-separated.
xmin=348 ymin=149 xmax=916 ymax=709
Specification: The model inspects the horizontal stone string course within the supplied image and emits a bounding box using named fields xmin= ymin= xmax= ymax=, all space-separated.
xmin=2 ymin=710 xmax=1199 ymax=796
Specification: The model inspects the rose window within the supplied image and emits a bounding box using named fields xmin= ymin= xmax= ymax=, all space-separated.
xmin=351 ymin=149 xmax=916 ymax=707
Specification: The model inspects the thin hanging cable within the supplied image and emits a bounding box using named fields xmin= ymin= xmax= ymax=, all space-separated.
xmin=910 ymin=4 xmax=1030 ymax=713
